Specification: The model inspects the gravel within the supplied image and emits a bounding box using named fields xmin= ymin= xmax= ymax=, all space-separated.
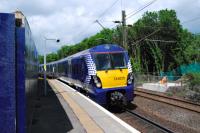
xmin=132 ymin=96 xmax=200 ymax=133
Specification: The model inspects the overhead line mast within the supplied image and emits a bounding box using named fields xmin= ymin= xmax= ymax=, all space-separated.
xmin=121 ymin=0 xmax=158 ymax=50
xmin=122 ymin=10 xmax=127 ymax=49
xmin=112 ymin=0 xmax=158 ymax=50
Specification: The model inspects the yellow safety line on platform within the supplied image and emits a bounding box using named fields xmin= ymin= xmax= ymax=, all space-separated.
xmin=48 ymin=79 xmax=104 ymax=133
xmin=38 ymin=77 xmax=49 ymax=80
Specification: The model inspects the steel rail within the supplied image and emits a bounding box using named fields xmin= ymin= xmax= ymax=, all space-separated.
xmin=135 ymin=88 xmax=200 ymax=113
xmin=125 ymin=108 xmax=174 ymax=133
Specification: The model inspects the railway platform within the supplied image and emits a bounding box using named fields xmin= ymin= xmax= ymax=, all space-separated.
xmin=47 ymin=79 xmax=140 ymax=133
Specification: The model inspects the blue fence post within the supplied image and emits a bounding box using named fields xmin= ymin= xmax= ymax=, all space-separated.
xmin=0 ymin=13 xmax=16 ymax=133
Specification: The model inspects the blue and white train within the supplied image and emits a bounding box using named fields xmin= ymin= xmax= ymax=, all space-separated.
xmin=40 ymin=44 xmax=134 ymax=106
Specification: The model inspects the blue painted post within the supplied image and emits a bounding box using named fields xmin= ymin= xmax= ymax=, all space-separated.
xmin=0 ymin=13 xmax=16 ymax=133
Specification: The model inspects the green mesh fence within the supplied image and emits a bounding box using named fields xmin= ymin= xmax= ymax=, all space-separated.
xmin=161 ymin=62 xmax=200 ymax=81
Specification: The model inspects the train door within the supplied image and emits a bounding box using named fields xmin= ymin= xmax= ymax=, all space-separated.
xmin=68 ymin=59 xmax=72 ymax=78
xmin=80 ymin=57 xmax=87 ymax=82
xmin=53 ymin=65 xmax=55 ymax=73
xmin=55 ymin=64 xmax=57 ymax=73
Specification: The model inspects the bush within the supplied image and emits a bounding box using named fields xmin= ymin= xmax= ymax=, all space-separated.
xmin=185 ymin=72 xmax=200 ymax=91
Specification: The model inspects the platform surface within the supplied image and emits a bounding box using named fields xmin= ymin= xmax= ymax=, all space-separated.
xmin=29 ymin=80 xmax=75 ymax=133
xmin=142 ymin=82 xmax=181 ymax=92
xmin=48 ymin=79 xmax=140 ymax=133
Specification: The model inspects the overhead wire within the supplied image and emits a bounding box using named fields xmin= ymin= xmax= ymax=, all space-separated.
xmin=132 ymin=29 xmax=160 ymax=46
xmin=182 ymin=16 xmax=200 ymax=24
xmin=68 ymin=0 xmax=200 ymax=45
xmin=132 ymin=25 xmax=175 ymax=30
xmin=97 ymin=0 xmax=120 ymax=20
xmin=127 ymin=0 xmax=157 ymax=16
xmin=72 ymin=0 xmax=121 ymax=43
xmin=72 ymin=22 xmax=95 ymax=43
xmin=145 ymin=39 xmax=177 ymax=43
xmin=132 ymin=27 xmax=178 ymax=47
xmin=126 ymin=0 xmax=157 ymax=20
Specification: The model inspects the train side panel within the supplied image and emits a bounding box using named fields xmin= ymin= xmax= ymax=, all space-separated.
xmin=70 ymin=56 xmax=88 ymax=88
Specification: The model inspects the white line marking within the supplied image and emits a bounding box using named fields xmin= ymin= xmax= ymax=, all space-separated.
xmin=58 ymin=78 xmax=140 ymax=133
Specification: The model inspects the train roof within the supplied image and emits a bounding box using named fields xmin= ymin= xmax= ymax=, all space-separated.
xmin=89 ymin=44 xmax=125 ymax=53
xmin=44 ymin=44 xmax=125 ymax=65
xmin=67 ymin=44 xmax=125 ymax=58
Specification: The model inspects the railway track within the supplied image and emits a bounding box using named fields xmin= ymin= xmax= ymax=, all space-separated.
xmin=135 ymin=88 xmax=200 ymax=113
xmin=112 ymin=104 xmax=174 ymax=133
xmin=124 ymin=109 xmax=174 ymax=133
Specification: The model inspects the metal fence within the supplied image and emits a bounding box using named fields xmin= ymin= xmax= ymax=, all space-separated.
xmin=133 ymin=73 xmax=200 ymax=103
xmin=134 ymin=73 xmax=182 ymax=87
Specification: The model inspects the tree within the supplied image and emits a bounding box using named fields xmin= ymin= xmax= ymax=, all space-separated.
xmin=126 ymin=9 xmax=193 ymax=74
xmin=46 ymin=53 xmax=58 ymax=63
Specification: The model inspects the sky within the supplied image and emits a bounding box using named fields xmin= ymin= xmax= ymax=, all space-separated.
xmin=1 ymin=0 xmax=200 ymax=54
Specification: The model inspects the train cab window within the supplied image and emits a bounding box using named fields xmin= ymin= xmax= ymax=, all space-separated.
xmin=94 ymin=54 xmax=112 ymax=70
xmin=94 ymin=52 xmax=127 ymax=70
xmin=111 ymin=53 xmax=127 ymax=69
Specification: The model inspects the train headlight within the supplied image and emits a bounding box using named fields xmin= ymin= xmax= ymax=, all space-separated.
xmin=93 ymin=76 xmax=102 ymax=88
xmin=96 ymin=82 xmax=102 ymax=88
xmin=127 ymin=73 xmax=134 ymax=85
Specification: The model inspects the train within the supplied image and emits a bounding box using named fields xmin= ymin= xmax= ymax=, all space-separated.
xmin=40 ymin=44 xmax=134 ymax=106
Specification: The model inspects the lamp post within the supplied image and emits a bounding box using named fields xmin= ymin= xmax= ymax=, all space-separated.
xmin=44 ymin=37 xmax=60 ymax=96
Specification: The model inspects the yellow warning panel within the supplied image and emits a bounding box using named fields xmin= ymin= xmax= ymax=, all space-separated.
xmin=97 ymin=69 xmax=128 ymax=89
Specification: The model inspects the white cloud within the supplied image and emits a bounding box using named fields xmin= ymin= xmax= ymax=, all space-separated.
xmin=1 ymin=0 xmax=200 ymax=54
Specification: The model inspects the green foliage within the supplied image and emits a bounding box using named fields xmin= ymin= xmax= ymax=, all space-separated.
xmin=130 ymin=57 xmax=141 ymax=72
xmin=39 ymin=55 xmax=44 ymax=64
xmin=184 ymin=35 xmax=200 ymax=63
xmin=128 ymin=10 xmax=182 ymax=73
xmin=126 ymin=9 xmax=198 ymax=73
xmin=46 ymin=53 xmax=58 ymax=63
xmin=185 ymin=72 xmax=200 ymax=89
xmin=38 ymin=53 xmax=58 ymax=64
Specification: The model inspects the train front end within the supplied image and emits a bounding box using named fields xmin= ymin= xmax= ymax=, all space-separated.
xmin=89 ymin=44 xmax=134 ymax=106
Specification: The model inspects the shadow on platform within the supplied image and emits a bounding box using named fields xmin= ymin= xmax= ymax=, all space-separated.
xmin=29 ymin=79 xmax=73 ymax=133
